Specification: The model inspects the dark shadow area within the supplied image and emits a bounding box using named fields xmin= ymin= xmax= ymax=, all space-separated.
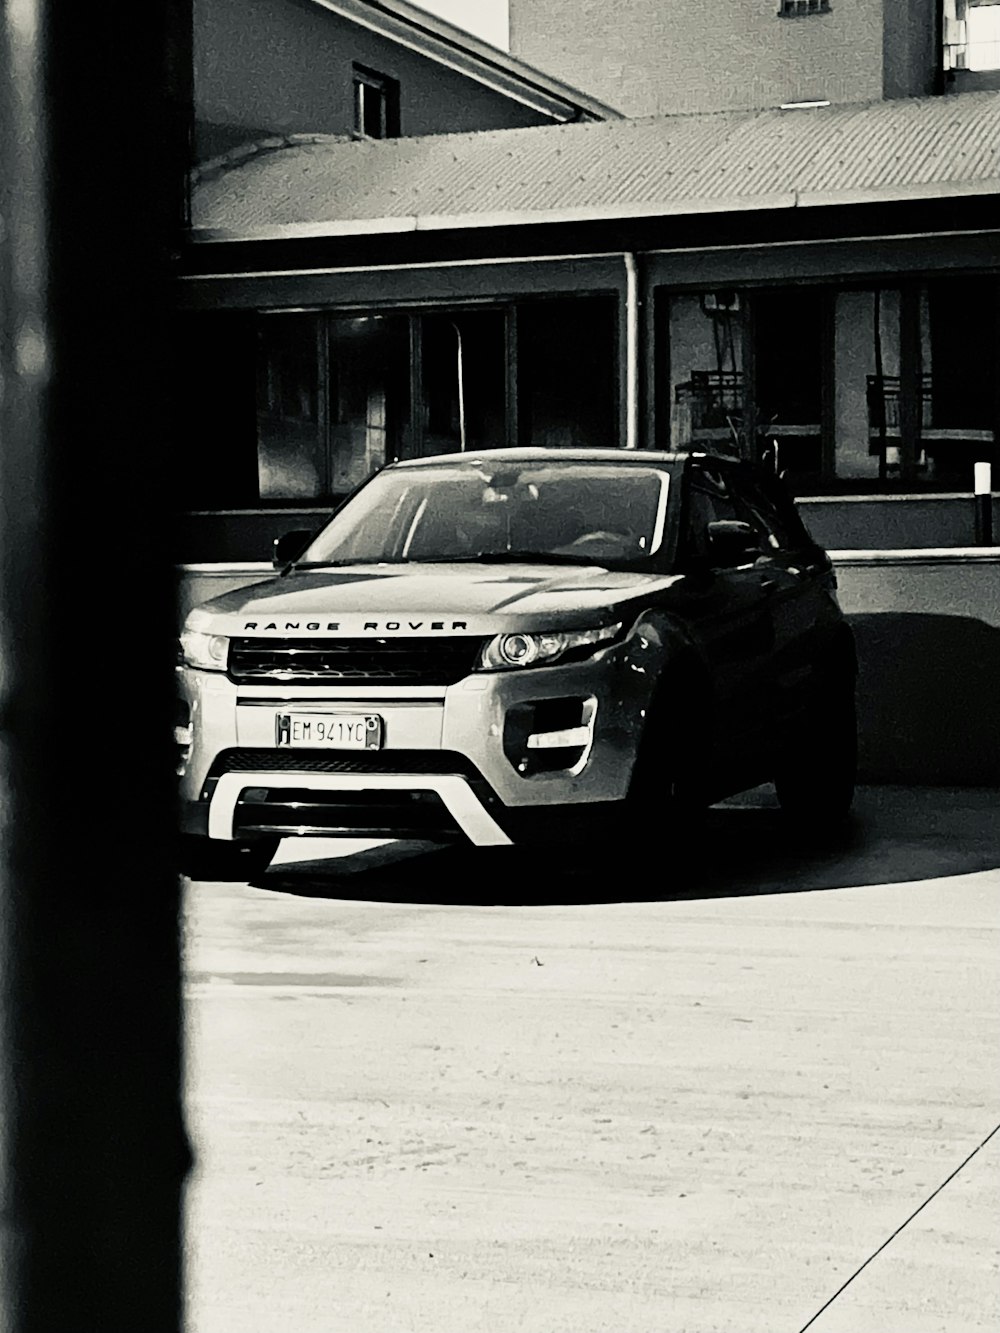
xmin=851 ymin=612 xmax=1000 ymax=786
xmin=247 ymin=786 xmax=1000 ymax=907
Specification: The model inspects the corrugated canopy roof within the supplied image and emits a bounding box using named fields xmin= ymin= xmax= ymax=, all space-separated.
xmin=191 ymin=91 xmax=1000 ymax=241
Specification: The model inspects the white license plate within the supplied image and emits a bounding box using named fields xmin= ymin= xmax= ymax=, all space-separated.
xmin=275 ymin=713 xmax=383 ymax=749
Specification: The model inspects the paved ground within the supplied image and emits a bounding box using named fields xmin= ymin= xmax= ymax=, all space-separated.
xmin=182 ymin=786 xmax=1000 ymax=1333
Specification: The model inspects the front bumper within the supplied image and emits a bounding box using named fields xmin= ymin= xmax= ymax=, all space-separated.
xmin=207 ymin=768 xmax=512 ymax=845
xmin=177 ymin=635 xmax=663 ymax=847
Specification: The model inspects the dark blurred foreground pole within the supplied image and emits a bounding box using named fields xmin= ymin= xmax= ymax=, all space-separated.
xmin=0 ymin=2 xmax=190 ymax=1331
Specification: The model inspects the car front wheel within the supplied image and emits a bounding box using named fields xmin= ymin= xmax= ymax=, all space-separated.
xmin=774 ymin=679 xmax=857 ymax=828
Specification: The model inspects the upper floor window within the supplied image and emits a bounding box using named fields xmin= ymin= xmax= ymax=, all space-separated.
xmin=352 ymin=65 xmax=400 ymax=139
xmin=944 ymin=0 xmax=1000 ymax=72
xmin=777 ymin=0 xmax=830 ymax=14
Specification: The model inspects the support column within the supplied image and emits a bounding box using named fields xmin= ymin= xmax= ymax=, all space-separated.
xmin=898 ymin=284 xmax=923 ymax=486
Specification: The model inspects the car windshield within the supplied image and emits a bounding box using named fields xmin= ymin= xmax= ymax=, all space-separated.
xmin=296 ymin=460 xmax=671 ymax=568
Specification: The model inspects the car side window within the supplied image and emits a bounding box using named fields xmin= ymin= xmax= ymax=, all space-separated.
xmin=728 ymin=470 xmax=801 ymax=554
xmin=683 ymin=464 xmax=743 ymax=566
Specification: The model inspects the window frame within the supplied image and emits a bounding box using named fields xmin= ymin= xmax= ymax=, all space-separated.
xmin=352 ymin=64 xmax=400 ymax=140
xmin=777 ymin=0 xmax=831 ymax=15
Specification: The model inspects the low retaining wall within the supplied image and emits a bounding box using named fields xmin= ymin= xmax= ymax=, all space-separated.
xmin=179 ymin=550 xmax=1000 ymax=786
xmin=798 ymin=493 xmax=1000 ymax=551
xmin=832 ymin=550 xmax=999 ymax=785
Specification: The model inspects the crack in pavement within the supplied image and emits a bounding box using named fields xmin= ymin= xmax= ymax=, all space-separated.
xmin=797 ymin=1118 xmax=1000 ymax=1332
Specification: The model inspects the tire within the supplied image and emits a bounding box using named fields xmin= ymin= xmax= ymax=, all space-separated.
xmin=621 ymin=677 xmax=706 ymax=850
xmin=774 ymin=675 xmax=857 ymax=829
xmin=179 ymin=834 xmax=280 ymax=881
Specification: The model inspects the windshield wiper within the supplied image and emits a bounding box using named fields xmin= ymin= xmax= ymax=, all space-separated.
xmin=405 ymin=551 xmax=605 ymax=567
xmin=292 ymin=552 xmax=626 ymax=569
xmin=291 ymin=558 xmax=408 ymax=569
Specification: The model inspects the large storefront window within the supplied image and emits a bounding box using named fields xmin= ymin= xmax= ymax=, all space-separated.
xmin=667 ymin=289 xmax=748 ymax=455
xmin=517 ymin=297 xmax=617 ymax=448
xmin=177 ymin=294 xmax=620 ymax=512
xmin=176 ymin=310 xmax=410 ymax=509
xmin=659 ymin=278 xmax=999 ymax=494
xmin=327 ymin=315 xmax=410 ymax=493
xmin=418 ymin=298 xmax=617 ymax=455
xmin=421 ymin=311 xmax=508 ymax=454
xmin=844 ymin=280 xmax=998 ymax=490
xmin=754 ymin=288 xmax=826 ymax=481
xmin=256 ymin=314 xmax=322 ymax=499
xmin=255 ymin=312 xmax=410 ymax=500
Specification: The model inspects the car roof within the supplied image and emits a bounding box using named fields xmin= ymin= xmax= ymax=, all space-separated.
xmin=387 ymin=446 xmax=732 ymax=471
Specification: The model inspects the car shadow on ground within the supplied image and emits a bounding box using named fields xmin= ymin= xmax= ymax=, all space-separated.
xmin=852 ymin=612 xmax=1000 ymax=786
xmin=249 ymin=785 xmax=1000 ymax=906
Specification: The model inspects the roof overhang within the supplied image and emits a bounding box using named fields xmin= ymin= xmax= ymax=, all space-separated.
xmin=304 ymin=0 xmax=621 ymax=121
xmin=188 ymin=178 xmax=1000 ymax=246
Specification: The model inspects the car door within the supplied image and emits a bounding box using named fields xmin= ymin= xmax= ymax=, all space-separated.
xmin=670 ymin=459 xmax=782 ymax=779
xmin=724 ymin=462 xmax=841 ymax=729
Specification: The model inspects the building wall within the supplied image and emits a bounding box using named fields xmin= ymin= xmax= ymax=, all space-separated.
xmin=835 ymin=552 xmax=1000 ymax=784
xmin=194 ymin=0 xmax=556 ymax=160
xmin=800 ymin=494 xmax=999 ymax=548
xmin=509 ymin=0 xmax=937 ymax=116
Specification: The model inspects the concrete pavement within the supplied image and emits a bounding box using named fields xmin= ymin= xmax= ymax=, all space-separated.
xmin=182 ymin=786 xmax=999 ymax=1333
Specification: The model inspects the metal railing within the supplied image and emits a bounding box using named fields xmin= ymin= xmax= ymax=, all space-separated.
xmin=944 ymin=38 xmax=1000 ymax=72
xmin=865 ymin=374 xmax=933 ymax=433
xmin=674 ymin=370 xmax=744 ymax=429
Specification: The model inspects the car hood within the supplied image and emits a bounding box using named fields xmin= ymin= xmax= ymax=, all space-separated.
xmin=187 ymin=562 xmax=684 ymax=636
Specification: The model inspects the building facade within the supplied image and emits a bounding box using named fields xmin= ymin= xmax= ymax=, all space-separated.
xmin=507 ymin=0 xmax=1000 ymax=117
xmin=193 ymin=0 xmax=618 ymax=164
xmin=177 ymin=93 xmax=1000 ymax=560
xmin=177 ymin=0 xmax=1000 ymax=564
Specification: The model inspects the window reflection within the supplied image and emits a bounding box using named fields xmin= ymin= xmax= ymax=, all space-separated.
xmin=669 ymin=291 xmax=746 ymax=454
xmin=328 ymin=316 xmax=409 ymax=493
xmin=176 ymin=295 xmax=620 ymax=512
xmin=517 ymin=297 xmax=617 ymax=448
xmin=421 ymin=311 xmax=507 ymax=455
xmin=256 ymin=315 xmax=322 ymax=499
xmin=661 ymin=278 xmax=999 ymax=493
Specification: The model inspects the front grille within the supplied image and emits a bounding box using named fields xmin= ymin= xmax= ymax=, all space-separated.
xmin=228 ymin=637 xmax=483 ymax=686
xmin=206 ymin=748 xmax=483 ymax=779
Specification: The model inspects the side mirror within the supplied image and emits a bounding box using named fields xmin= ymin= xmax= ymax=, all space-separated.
xmin=272 ymin=529 xmax=313 ymax=569
xmin=706 ymin=519 xmax=761 ymax=568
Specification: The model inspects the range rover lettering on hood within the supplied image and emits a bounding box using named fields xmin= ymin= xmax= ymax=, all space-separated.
xmin=242 ymin=620 xmax=469 ymax=632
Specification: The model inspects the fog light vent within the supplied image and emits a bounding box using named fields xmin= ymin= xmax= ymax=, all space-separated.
xmin=504 ymin=697 xmax=596 ymax=776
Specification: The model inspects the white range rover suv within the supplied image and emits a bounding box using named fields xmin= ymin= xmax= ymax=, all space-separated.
xmin=177 ymin=448 xmax=856 ymax=877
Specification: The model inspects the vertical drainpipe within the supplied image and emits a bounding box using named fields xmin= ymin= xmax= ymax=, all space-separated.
xmin=624 ymin=253 xmax=640 ymax=449
xmin=450 ymin=320 xmax=467 ymax=451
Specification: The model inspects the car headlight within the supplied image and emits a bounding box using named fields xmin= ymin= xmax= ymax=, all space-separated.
xmin=179 ymin=629 xmax=230 ymax=672
xmin=477 ymin=623 xmax=622 ymax=671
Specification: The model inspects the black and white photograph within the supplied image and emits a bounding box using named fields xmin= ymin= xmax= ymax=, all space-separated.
xmin=1 ymin=0 xmax=998 ymax=1329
